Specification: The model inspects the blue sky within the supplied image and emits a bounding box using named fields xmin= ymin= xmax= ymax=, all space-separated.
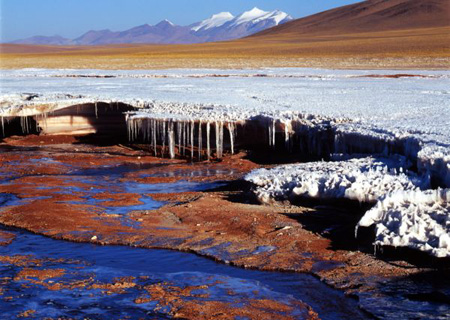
xmin=0 ymin=0 xmax=361 ymax=42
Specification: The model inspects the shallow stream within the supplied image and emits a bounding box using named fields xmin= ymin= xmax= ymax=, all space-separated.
xmin=0 ymin=145 xmax=448 ymax=319
xmin=0 ymin=150 xmax=368 ymax=319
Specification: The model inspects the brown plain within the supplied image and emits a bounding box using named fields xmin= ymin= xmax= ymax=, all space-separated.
xmin=1 ymin=0 xmax=449 ymax=70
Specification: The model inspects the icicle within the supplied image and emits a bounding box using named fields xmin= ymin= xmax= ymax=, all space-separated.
xmin=272 ymin=119 xmax=276 ymax=148
xmin=220 ymin=121 xmax=224 ymax=158
xmin=148 ymin=119 xmax=152 ymax=154
xmin=130 ymin=118 xmax=133 ymax=141
xmin=1 ymin=116 xmax=4 ymax=136
xmin=215 ymin=121 xmax=224 ymax=159
xmin=190 ymin=120 xmax=194 ymax=160
xmin=95 ymin=102 xmax=98 ymax=119
xmin=177 ymin=121 xmax=182 ymax=157
xmin=146 ymin=119 xmax=150 ymax=142
xmin=126 ymin=115 xmax=130 ymax=141
xmin=284 ymin=121 xmax=290 ymax=152
xmin=168 ymin=121 xmax=175 ymax=159
xmin=198 ymin=120 xmax=202 ymax=160
xmin=183 ymin=121 xmax=187 ymax=156
xmin=20 ymin=116 xmax=29 ymax=134
xmin=268 ymin=120 xmax=272 ymax=147
xmin=152 ymin=119 xmax=157 ymax=156
xmin=227 ymin=122 xmax=235 ymax=155
xmin=206 ymin=121 xmax=211 ymax=161
xmin=215 ymin=121 xmax=220 ymax=158
xmin=162 ymin=120 xmax=166 ymax=156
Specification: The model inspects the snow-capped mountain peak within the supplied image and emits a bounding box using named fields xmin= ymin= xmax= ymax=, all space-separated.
xmin=191 ymin=12 xmax=235 ymax=32
xmin=253 ymin=10 xmax=292 ymax=25
xmin=156 ymin=19 xmax=175 ymax=28
xmin=233 ymin=7 xmax=269 ymax=26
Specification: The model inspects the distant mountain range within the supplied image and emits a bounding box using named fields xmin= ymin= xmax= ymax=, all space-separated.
xmin=12 ymin=7 xmax=293 ymax=45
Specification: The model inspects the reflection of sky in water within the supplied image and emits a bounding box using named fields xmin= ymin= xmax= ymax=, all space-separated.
xmin=59 ymin=175 xmax=225 ymax=216
xmin=144 ymin=168 xmax=237 ymax=178
xmin=1 ymin=162 xmax=226 ymax=218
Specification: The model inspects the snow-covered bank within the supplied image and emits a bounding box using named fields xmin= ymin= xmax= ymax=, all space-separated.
xmin=358 ymin=189 xmax=450 ymax=258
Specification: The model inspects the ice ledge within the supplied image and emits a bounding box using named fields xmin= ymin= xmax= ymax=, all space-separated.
xmin=1 ymin=93 xmax=449 ymax=188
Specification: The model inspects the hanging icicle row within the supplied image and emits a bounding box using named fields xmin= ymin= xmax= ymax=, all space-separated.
xmin=125 ymin=117 xmax=243 ymax=161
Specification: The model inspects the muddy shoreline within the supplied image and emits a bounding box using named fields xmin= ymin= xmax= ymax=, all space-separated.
xmin=0 ymin=134 xmax=449 ymax=319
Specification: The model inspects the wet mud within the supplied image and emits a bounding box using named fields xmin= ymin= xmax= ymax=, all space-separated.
xmin=0 ymin=135 xmax=449 ymax=319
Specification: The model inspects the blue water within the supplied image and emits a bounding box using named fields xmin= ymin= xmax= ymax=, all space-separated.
xmin=0 ymin=227 xmax=367 ymax=320
xmin=0 ymin=160 xmax=367 ymax=319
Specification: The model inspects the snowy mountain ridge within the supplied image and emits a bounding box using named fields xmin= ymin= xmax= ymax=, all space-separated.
xmin=11 ymin=7 xmax=293 ymax=45
xmin=231 ymin=7 xmax=290 ymax=26
xmin=191 ymin=12 xmax=235 ymax=32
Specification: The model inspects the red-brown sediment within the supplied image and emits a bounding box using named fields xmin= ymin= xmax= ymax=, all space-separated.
xmin=90 ymin=276 xmax=137 ymax=295
xmin=17 ymin=310 xmax=36 ymax=318
xmin=135 ymin=282 xmax=319 ymax=320
xmin=14 ymin=268 xmax=66 ymax=281
xmin=0 ymin=135 xmax=426 ymax=312
xmin=0 ymin=231 xmax=15 ymax=246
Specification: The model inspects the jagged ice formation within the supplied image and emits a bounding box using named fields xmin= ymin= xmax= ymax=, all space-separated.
xmin=358 ymin=189 xmax=450 ymax=258
xmin=245 ymin=157 xmax=426 ymax=204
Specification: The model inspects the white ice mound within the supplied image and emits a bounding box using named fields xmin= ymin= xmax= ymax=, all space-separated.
xmin=358 ymin=189 xmax=450 ymax=258
xmin=245 ymin=157 xmax=425 ymax=204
